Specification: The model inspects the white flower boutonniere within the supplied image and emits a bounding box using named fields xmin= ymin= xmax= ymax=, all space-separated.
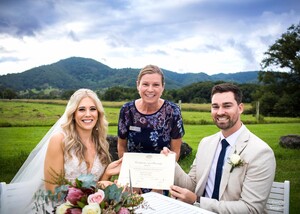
xmin=228 ymin=145 xmax=247 ymax=173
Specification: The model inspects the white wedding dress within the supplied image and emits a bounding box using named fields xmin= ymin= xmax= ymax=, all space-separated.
xmin=1 ymin=114 xmax=105 ymax=214
xmin=64 ymin=150 xmax=105 ymax=182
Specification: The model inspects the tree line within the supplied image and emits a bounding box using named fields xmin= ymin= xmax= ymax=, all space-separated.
xmin=0 ymin=81 xmax=257 ymax=104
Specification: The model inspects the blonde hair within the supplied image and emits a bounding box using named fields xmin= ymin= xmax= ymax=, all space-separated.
xmin=137 ymin=65 xmax=165 ymax=86
xmin=61 ymin=89 xmax=111 ymax=166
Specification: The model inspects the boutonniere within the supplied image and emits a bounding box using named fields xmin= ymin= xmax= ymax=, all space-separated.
xmin=228 ymin=145 xmax=247 ymax=173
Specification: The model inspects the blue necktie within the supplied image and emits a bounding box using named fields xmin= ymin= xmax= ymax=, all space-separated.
xmin=212 ymin=139 xmax=229 ymax=200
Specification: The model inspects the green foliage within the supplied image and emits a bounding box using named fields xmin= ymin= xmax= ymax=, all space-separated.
xmin=261 ymin=23 xmax=300 ymax=74
xmin=175 ymin=81 xmax=214 ymax=103
xmin=102 ymin=87 xmax=139 ymax=101
xmin=77 ymin=174 xmax=97 ymax=188
xmin=0 ymin=88 xmax=18 ymax=99
xmin=254 ymin=71 xmax=300 ymax=117
xmin=162 ymin=81 xmax=259 ymax=104
xmin=257 ymin=23 xmax=300 ymax=117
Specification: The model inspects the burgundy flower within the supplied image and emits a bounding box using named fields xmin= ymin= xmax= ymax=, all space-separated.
xmin=66 ymin=187 xmax=85 ymax=205
xmin=66 ymin=208 xmax=82 ymax=214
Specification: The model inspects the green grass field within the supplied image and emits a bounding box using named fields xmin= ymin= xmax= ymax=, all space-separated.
xmin=0 ymin=100 xmax=300 ymax=213
xmin=1 ymin=100 xmax=300 ymax=127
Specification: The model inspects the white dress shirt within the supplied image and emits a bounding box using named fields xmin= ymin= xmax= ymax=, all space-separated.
xmin=205 ymin=124 xmax=245 ymax=198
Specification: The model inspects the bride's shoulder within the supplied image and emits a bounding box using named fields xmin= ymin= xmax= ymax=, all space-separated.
xmin=50 ymin=132 xmax=65 ymax=140
xmin=48 ymin=132 xmax=65 ymax=148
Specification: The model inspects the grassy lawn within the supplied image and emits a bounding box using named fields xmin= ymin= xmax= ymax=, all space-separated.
xmin=0 ymin=100 xmax=300 ymax=213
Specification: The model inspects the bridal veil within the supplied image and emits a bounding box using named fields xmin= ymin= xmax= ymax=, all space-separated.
xmin=1 ymin=113 xmax=67 ymax=213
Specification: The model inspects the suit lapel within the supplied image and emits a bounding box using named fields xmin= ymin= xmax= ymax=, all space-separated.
xmin=195 ymin=134 xmax=221 ymax=196
xmin=219 ymin=128 xmax=250 ymax=198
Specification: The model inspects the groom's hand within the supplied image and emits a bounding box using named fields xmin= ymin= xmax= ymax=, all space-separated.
xmin=170 ymin=185 xmax=197 ymax=204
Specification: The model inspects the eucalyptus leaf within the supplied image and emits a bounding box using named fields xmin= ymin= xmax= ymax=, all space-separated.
xmin=78 ymin=174 xmax=97 ymax=188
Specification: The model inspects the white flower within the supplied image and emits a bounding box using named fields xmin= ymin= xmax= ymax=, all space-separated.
xmin=55 ymin=203 xmax=71 ymax=214
xmin=82 ymin=203 xmax=101 ymax=214
xmin=229 ymin=153 xmax=241 ymax=165
xmin=228 ymin=151 xmax=244 ymax=173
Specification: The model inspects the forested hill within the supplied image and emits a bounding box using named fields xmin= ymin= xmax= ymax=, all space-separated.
xmin=0 ymin=57 xmax=259 ymax=91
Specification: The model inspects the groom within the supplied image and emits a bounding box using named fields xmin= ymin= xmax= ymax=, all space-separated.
xmin=163 ymin=83 xmax=276 ymax=213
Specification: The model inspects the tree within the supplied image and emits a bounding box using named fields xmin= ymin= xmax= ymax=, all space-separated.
xmin=261 ymin=23 xmax=300 ymax=75
xmin=2 ymin=88 xmax=17 ymax=99
xmin=256 ymin=23 xmax=300 ymax=117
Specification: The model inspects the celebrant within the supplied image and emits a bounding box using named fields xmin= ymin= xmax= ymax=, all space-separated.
xmin=117 ymin=64 xmax=185 ymax=194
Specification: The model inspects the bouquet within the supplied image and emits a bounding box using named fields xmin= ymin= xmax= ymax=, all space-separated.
xmin=34 ymin=172 xmax=145 ymax=214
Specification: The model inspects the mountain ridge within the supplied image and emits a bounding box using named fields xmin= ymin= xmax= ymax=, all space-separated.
xmin=0 ymin=57 xmax=259 ymax=91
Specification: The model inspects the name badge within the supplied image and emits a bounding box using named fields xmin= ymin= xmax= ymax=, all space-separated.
xmin=129 ymin=126 xmax=141 ymax=132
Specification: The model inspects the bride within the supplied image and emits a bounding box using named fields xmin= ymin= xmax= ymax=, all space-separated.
xmin=5 ymin=89 xmax=122 ymax=213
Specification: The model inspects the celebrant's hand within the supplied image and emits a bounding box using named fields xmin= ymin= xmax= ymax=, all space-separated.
xmin=161 ymin=147 xmax=175 ymax=156
xmin=170 ymin=185 xmax=197 ymax=204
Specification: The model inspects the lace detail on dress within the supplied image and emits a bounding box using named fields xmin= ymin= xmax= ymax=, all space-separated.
xmin=64 ymin=150 xmax=105 ymax=182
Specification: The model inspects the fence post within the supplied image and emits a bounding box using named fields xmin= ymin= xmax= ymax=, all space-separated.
xmin=178 ymin=100 xmax=182 ymax=110
xmin=256 ymin=101 xmax=260 ymax=122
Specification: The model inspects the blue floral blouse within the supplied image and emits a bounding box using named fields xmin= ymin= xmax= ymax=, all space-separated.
xmin=118 ymin=100 xmax=185 ymax=154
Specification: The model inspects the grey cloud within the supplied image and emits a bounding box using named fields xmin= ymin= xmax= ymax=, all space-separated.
xmin=237 ymin=44 xmax=256 ymax=66
xmin=0 ymin=0 xmax=60 ymax=37
xmin=0 ymin=46 xmax=14 ymax=53
xmin=0 ymin=56 xmax=21 ymax=63
xmin=228 ymin=38 xmax=256 ymax=67
xmin=68 ymin=31 xmax=80 ymax=42
xmin=152 ymin=49 xmax=168 ymax=56
xmin=176 ymin=44 xmax=222 ymax=54
xmin=74 ymin=2 xmax=208 ymax=47
xmin=204 ymin=45 xmax=222 ymax=52
xmin=105 ymin=34 xmax=130 ymax=48
xmin=175 ymin=48 xmax=194 ymax=53
xmin=1 ymin=0 xmax=299 ymax=41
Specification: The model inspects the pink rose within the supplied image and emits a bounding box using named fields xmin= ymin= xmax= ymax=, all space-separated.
xmin=66 ymin=187 xmax=85 ymax=205
xmin=117 ymin=207 xmax=130 ymax=214
xmin=87 ymin=189 xmax=105 ymax=204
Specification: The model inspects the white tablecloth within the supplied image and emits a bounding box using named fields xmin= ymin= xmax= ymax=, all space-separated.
xmin=135 ymin=192 xmax=216 ymax=214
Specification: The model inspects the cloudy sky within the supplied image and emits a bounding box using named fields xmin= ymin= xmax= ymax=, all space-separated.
xmin=0 ymin=0 xmax=299 ymax=76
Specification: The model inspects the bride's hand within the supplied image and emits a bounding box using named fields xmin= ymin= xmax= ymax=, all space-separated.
xmin=97 ymin=180 xmax=113 ymax=188
xmin=106 ymin=158 xmax=123 ymax=176
xmin=100 ymin=158 xmax=122 ymax=181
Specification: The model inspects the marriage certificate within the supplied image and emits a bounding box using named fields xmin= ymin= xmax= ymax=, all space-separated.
xmin=118 ymin=152 xmax=176 ymax=190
